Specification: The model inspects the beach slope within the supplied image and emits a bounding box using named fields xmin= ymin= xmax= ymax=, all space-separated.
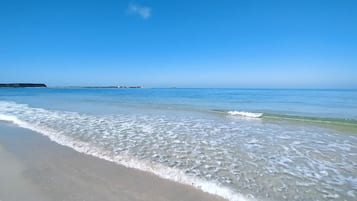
xmin=0 ymin=122 xmax=225 ymax=201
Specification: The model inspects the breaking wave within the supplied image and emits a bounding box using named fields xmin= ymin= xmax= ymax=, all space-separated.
xmin=227 ymin=111 xmax=263 ymax=118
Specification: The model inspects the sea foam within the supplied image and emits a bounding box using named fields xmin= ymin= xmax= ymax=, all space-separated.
xmin=227 ymin=111 xmax=263 ymax=118
xmin=0 ymin=101 xmax=250 ymax=201
xmin=1 ymin=101 xmax=356 ymax=201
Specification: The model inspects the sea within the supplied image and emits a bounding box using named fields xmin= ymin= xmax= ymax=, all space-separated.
xmin=0 ymin=88 xmax=356 ymax=201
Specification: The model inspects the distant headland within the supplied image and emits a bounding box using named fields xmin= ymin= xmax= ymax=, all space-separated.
xmin=0 ymin=84 xmax=144 ymax=88
xmin=0 ymin=83 xmax=47 ymax=88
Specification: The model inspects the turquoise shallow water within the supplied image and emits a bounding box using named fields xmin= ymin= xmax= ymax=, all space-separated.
xmin=1 ymin=88 xmax=357 ymax=119
xmin=0 ymin=88 xmax=356 ymax=201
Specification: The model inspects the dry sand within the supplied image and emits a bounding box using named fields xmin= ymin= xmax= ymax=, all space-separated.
xmin=0 ymin=121 xmax=226 ymax=201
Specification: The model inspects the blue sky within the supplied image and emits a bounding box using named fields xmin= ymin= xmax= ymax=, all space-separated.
xmin=1 ymin=0 xmax=356 ymax=88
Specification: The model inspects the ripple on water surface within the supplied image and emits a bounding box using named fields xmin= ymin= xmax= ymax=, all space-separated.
xmin=0 ymin=101 xmax=356 ymax=201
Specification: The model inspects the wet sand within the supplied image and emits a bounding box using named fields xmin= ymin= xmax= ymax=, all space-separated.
xmin=0 ymin=121 xmax=225 ymax=201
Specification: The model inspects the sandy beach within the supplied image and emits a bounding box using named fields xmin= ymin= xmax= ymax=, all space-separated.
xmin=0 ymin=121 xmax=225 ymax=201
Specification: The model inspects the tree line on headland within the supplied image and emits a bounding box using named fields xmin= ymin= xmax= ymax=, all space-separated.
xmin=0 ymin=83 xmax=47 ymax=88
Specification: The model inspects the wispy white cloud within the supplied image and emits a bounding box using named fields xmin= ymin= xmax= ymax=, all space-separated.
xmin=128 ymin=3 xmax=151 ymax=19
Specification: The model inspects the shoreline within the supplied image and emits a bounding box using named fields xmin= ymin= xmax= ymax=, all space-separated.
xmin=0 ymin=121 xmax=226 ymax=201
